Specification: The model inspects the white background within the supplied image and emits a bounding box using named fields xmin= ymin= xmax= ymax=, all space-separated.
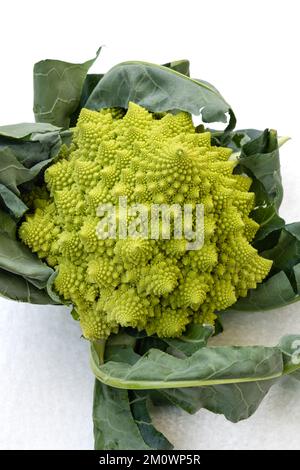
xmin=0 ymin=0 xmax=300 ymax=450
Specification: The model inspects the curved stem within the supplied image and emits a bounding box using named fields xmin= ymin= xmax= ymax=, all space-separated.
xmin=93 ymin=339 xmax=106 ymax=365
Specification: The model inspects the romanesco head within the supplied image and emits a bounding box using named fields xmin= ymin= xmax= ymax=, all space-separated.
xmin=19 ymin=102 xmax=272 ymax=340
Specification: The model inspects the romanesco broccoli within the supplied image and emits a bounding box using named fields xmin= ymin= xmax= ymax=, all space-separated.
xmin=19 ymin=103 xmax=272 ymax=340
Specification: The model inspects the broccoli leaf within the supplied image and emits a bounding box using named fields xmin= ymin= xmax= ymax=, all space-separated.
xmin=70 ymin=74 xmax=104 ymax=127
xmin=239 ymin=129 xmax=283 ymax=216
xmin=155 ymin=379 xmax=276 ymax=422
xmin=33 ymin=48 xmax=101 ymax=128
xmin=85 ymin=61 xmax=235 ymax=129
xmin=0 ymin=123 xmax=63 ymax=168
xmin=151 ymin=332 xmax=297 ymax=423
xmin=262 ymin=223 xmax=300 ymax=274
xmin=91 ymin=329 xmax=300 ymax=449
xmin=129 ymin=390 xmax=173 ymax=450
xmin=68 ymin=58 xmax=190 ymax=126
xmin=0 ymin=184 xmax=28 ymax=218
xmin=0 ymin=122 xmax=60 ymax=139
xmin=93 ymin=380 xmax=151 ymax=450
xmin=0 ymin=209 xmax=56 ymax=301
xmin=0 ymin=209 xmax=16 ymax=237
xmin=0 ymin=147 xmax=52 ymax=195
xmin=91 ymin=335 xmax=285 ymax=390
xmin=0 ymin=124 xmax=67 ymax=305
xmin=0 ymin=267 xmax=58 ymax=304
xmin=0 ymin=232 xmax=53 ymax=289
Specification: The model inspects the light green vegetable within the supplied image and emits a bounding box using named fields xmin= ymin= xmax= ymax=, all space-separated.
xmin=1 ymin=50 xmax=300 ymax=451
xmin=19 ymin=103 xmax=271 ymax=340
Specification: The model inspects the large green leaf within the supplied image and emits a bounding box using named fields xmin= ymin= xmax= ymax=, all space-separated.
xmin=0 ymin=232 xmax=52 ymax=288
xmin=70 ymin=74 xmax=104 ymax=127
xmin=85 ymin=61 xmax=235 ymax=129
xmin=155 ymin=379 xmax=276 ymax=422
xmin=0 ymin=267 xmax=58 ymax=304
xmin=91 ymin=329 xmax=293 ymax=390
xmin=91 ymin=329 xmax=300 ymax=449
xmin=93 ymin=334 xmax=176 ymax=450
xmin=0 ymin=205 xmax=57 ymax=305
xmin=33 ymin=48 xmax=101 ymax=128
xmin=0 ymin=124 xmax=68 ymax=305
xmin=154 ymin=329 xmax=293 ymax=422
xmin=236 ymin=129 xmax=283 ymax=233
xmin=0 ymin=122 xmax=60 ymax=139
xmin=128 ymin=390 xmax=173 ymax=450
xmin=93 ymin=380 xmax=151 ymax=450
xmin=0 ymin=147 xmax=52 ymax=194
xmin=0 ymin=123 xmax=63 ymax=168
xmin=69 ymin=59 xmax=190 ymax=126
xmin=262 ymin=223 xmax=300 ymax=274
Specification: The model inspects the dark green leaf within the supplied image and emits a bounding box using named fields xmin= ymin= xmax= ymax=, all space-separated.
xmin=0 ymin=232 xmax=53 ymax=288
xmin=70 ymin=74 xmax=104 ymax=126
xmin=0 ymin=267 xmax=58 ymax=304
xmin=262 ymin=223 xmax=300 ymax=274
xmin=70 ymin=59 xmax=189 ymax=126
xmin=0 ymin=185 xmax=28 ymax=218
xmin=0 ymin=124 xmax=69 ymax=305
xmin=129 ymin=390 xmax=173 ymax=449
xmin=105 ymin=344 xmax=141 ymax=366
xmin=70 ymin=307 xmax=80 ymax=321
xmin=253 ymin=206 xmax=285 ymax=242
xmin=0 ymin=147 xmax=52 ymax=194
xmin=238 ymin=129 xmax=283 ymax=215
xmin=0 ymin=131 xmax=63 ymax=169
xmin=156 ymin=379 xmax=275 ymax=422
xmin=33 ymin=48 xmax=101 ymax=128
xmin=93 ymin=380 xmax=150 ymax=450
xmin=91 ymin=341 xmax=283 ymax=389
xmin=0 ymin=122 xmax=60 ymax=139
xmin=0 ymin=209 xmax=16 ymax=238
xmin=155 ymin=340 xmax=298 ymax=422
xmin=85 ymin=61 xmax=235 ymax=129
xmin=91 ymin=332 xmax=300 ymax=451
xmin=211 ymin=128 xmax=264 ymax=149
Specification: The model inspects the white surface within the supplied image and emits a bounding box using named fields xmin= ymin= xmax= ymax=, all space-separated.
xmin=1 ymin=0 xmax=300 ymax=450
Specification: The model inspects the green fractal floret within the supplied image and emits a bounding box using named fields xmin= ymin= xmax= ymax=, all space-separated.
xmin=19 ymin=102 xmax=272 ymax=340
